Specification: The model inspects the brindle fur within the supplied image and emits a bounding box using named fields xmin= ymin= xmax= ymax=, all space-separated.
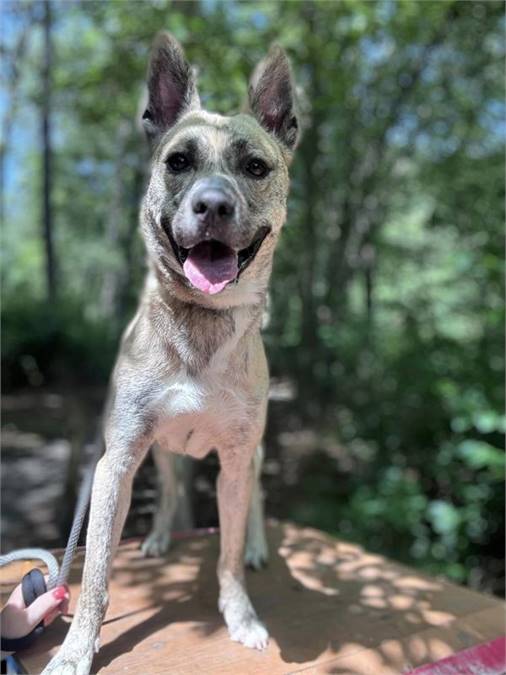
xmin=42 ymin=32 xmax=299 ymax=674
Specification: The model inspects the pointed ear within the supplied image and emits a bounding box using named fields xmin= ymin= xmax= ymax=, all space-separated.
xmin=248 ymin=45 xmax=299 ymax=151
xmin=142 ymin=32 xmax=200 ymax=143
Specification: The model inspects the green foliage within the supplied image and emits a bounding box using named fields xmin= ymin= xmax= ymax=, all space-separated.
xmin=1 ymin=293 xmax=118 ymax=388
xmin=2 ymin=0 xmax=504 ymax=593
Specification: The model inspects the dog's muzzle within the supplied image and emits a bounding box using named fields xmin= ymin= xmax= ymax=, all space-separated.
xmin=164 ymin=177 xmax=270 ymax=296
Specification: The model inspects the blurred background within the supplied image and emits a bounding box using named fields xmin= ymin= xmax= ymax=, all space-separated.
xmin=1 ymin=1 xmax=504 ymax=596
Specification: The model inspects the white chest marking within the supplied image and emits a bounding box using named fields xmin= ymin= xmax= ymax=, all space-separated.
xmin=156 ymin=364 xmax=251 ymax=458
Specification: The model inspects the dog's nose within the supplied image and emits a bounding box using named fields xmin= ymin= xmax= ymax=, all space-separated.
xmin=191 ymin=187 xmax=235 ymax=225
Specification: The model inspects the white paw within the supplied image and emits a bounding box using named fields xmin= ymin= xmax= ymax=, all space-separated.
xmin=140 ymin=529 xmax=171 ymax=557
xmin=229 ymin=615 xmax=269 ymax=650
xmin=244 ymin=535 xmax=269 ymax=570
xmin=41 ymin=647 xmax=94 ymax=675
xmin=219 ymin=586 xmax=269 ymax=651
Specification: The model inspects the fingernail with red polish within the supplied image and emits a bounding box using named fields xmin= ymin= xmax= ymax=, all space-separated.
xmin=53 ymin=586 xmax=67 ymax=600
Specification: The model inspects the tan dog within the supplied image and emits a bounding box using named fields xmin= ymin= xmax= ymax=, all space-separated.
xmin=42 ymin=32 xmax=299 ymax=674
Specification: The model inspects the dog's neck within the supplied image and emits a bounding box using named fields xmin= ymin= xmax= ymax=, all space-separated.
xmin=141 ymin=268 xmax=265 ymax=373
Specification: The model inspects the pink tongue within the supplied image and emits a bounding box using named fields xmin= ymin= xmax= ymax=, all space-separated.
xmin=183 ymin=241 xmax=239 ymax=295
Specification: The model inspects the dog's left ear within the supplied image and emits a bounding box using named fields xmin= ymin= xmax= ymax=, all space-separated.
xmin=248 ymin=45 xmax=299 ymax=152
xmin=142 ymin=32 xmax=200 ymax=144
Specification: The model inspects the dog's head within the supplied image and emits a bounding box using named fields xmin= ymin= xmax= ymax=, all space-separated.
xmin=140 ymin=32 xmax=299 ymax=308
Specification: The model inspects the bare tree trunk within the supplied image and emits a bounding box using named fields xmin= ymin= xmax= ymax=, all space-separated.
xmin=119 ymin=159 xmax=145 ymax=316
xmin=100 ymin=121 xmax=130 ymax=321
xmin=41 ymin=0 xmax=56 ymax=300
xmin=298 ymin=3 xmax=323 ymax=366
xmin=0 ymin=5 xmax=34 ymax=233
xmin=362 ymin=243 xmax=375 ymax=329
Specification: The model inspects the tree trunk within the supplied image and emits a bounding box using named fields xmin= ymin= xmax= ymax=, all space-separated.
xmin=298 ymin=4 xmax=322 ymax=368
xmin=41 ymin=0 xmax=56 ymax=301
xmin=1 ymin=6 xmax=33 ymax=234
xmin=100 ymin=121 xmax=130 ymax=321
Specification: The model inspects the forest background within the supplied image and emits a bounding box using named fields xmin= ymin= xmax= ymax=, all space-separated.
xmin=1 ymin=0 xmax=504 ymax=596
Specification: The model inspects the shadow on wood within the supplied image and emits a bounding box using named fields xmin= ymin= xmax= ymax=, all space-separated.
xmin=1 ymin=522 xmax=504 ymax=674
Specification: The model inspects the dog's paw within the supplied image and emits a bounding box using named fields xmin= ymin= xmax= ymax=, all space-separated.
xmin=219 ymin=586 xmax=269 ymax=651
xmin=244 ymin=534 xmax=269 ymax=570
xmin=140 ymin=529 xmax=171 ymax=557
xmin=229 ymin=614 xmax=269 ymax=650
xmin=41 ymin=647 xmax=94 ymax=675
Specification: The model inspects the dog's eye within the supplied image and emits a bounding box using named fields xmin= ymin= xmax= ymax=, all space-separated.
xmin=245 ymin=158 xmax=270 ymax=179
xmin=166 ymin=152 xmax=191 ymax=173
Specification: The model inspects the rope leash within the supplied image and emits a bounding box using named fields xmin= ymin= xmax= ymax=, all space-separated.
xmin=55 ymin=444 xmax=100 ymax=587
xmin=0 ymin=437 xmax=103 ymax=652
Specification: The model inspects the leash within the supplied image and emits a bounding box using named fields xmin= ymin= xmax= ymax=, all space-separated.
xmin=0 ymin=437 xmax=103 ymax=652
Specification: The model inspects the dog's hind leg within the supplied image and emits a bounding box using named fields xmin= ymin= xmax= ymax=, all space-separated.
xmin=245 ymin=444 xmax=269 ymax=569
xmin=217 ymin=444 xmax=269 ymax=650
xmin=141 ymin=444 xmax=178 ymax=557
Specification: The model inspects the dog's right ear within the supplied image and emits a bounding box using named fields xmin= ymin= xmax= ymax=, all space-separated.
xmin=141 ymin=32 xmax=200 ymax=144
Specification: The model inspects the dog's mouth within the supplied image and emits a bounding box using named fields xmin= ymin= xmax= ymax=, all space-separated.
xmin=168 ymin=227 xmax=270 ymax=295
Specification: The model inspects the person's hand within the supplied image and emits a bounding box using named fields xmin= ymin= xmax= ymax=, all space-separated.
xmin=1 ymin=581 xmax=70 ymax=639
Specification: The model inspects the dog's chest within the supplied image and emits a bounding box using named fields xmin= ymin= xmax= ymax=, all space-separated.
xmin=154 ymin=311 xmax=259 ymax=457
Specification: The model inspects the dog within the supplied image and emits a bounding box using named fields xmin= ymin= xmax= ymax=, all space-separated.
xmin=42 ymin=31 xmax=299 ymax=674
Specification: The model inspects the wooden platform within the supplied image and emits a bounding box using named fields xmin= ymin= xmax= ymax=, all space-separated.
xmin=1 ymin=522 xmax=504 ymax=674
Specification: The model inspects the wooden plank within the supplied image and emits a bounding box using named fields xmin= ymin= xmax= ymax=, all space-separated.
xmin=1 ymin=522 xmax=504 ymax=674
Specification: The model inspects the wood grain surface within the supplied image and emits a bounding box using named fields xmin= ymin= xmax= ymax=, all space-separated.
xmin=1 ymin=522 xmax=504 ymax=674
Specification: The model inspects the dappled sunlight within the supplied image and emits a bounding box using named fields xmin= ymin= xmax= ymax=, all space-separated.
xmin=276 ymin=519 xmax=462 ymax=657
xmin=406 ymin=635 xmax=428 ymax=662
xmin=425 ymin=637 xmax=455 ymax=661
xmin=4 ymin=522 xmax=504 ymax=674
xmin=387 ymin=595 xmax=413 ymax=611
xmin=269 ymin=522 xmax=501 ymax=672
xmin=419 ymin=609 xmax=454 ymax=627
xmin=394 ymin=576 xmax=441 ymax=592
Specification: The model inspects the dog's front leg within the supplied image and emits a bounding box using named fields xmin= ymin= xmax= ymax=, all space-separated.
xmin=42 ymin=433 xmax=150 ymax=675
xmin=217 ymin=447 xmax=269 ymax=650
xmin=245 ymin=444 xmax=269 ymax=570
